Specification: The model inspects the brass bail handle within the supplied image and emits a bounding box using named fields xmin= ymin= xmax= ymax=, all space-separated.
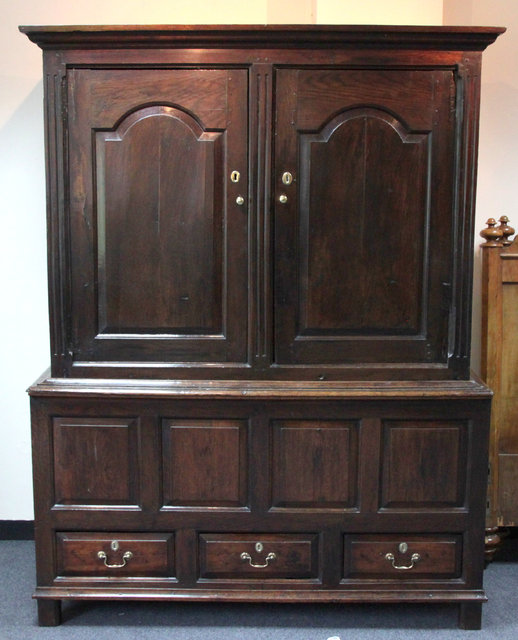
xmin=240 ymin=551 xmax=277 ymax=568
xmin=97 ymin=540 xmax=134 ymax=568
xmin=385 ymin=552 xmax=421 ymax=570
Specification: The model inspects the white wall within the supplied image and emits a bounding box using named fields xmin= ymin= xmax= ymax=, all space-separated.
xmin=1 ymin=0 xmax=512 ymax=520
xmin=318 ymin=0 xmax=442 ymax=24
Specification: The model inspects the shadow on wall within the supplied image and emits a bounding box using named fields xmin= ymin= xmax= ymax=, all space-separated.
xmin=0 ymin=80 xmax=48 ymax=521
xmin=0 ymin=79 xmax=48 ymax=370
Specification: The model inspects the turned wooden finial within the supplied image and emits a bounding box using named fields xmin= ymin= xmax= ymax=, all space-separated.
xmin=480 ymin=218 xmax=504 ymax=247
xmin=498 ymin=216 xmax=515 ymax=246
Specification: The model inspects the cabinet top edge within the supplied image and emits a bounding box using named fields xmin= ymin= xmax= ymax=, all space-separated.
xmin=18 ymin=24 xmax=505 ymax=51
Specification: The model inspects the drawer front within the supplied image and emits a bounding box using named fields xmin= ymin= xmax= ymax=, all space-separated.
xmin=199 ymin=533 xmax=319 ymax=580
xmin=56 ymin=532 xmax=175 ymax=577
xmin=344 ymin=534 xmax=461 ymax=579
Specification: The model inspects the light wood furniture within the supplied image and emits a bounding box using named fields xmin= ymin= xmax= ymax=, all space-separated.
xmin=21 ymin=24 xmax=503 ymax=629
xmin=481 ymin=218 xmax=518 ymax=555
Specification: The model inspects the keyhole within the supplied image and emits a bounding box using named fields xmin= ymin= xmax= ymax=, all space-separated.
xmin=255 ymin=542 xmax=263 ymax=553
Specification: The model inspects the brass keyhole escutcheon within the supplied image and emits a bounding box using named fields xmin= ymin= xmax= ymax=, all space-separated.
xmin=398 ymin=542 xmax=408 ymax=554
xmin=281 ymin=171 xmax=293 ymax=185
xmin=230 ymin=170 xmax=241 ymax=183
xmin=255 ymin=542 xmax=263 ymax=553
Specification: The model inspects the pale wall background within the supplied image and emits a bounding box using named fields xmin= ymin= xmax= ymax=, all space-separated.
xmin=0 ymin=0 xmax=513 ymax=520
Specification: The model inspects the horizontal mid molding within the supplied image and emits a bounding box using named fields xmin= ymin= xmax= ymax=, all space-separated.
xmin=28 ymin=372 xmax=492 ymax=400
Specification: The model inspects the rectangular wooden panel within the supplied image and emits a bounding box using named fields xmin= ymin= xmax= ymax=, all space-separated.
xmin=344 ymin=534 xmax=461 ymax=579
xmin=56 ymin=532 xmax=175 ymax=577
xmin=497 ymin=454 xmax=518 ymax=525
xmin=53 ymin=417 xmax=140 ymax=506
xmin=199 ymin=533 xmax=319 ymax=580
xmin=501 ymin=258 xmax=518 ymax=283
xmin=501 ymin=283 xmax=518 ymax=398
xmin=271 ymin=420 xmax=359 ymax=509
xmin=162 ymin=420 xmax=248 ymax=508
xmin=380 ymin=420 xmax=467 ymax=509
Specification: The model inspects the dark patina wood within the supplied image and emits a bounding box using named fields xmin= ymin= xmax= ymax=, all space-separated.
xmin=22 ymin=24 xmax=503 ymax=629
xmin=20 ymin=24 xmax=504 ymax=380
xmin=28 ymin=380 xmax=491 ymax=628
xmin=480 ymin=221 xmax=518 ymax=559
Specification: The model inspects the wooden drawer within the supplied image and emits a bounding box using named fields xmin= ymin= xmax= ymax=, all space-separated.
xmin=344 ymin=534 xmax=462 ymax=579
xmin=56 ymin=533 xmax=175 ymax=577
xmin=199 ymin=533 xmax=319 ymax=580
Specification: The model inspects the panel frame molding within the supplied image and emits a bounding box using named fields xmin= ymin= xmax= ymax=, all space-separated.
xmin=51 ymin=416 xmax=142 ymax=510
xmin=160 ymin=418 xmax=250 ymax=510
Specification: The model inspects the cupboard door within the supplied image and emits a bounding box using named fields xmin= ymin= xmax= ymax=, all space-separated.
xmin=274 ymin=68 xmax=455 ymax=367
xmin=67 ymin=68 xmax=248 ymax=370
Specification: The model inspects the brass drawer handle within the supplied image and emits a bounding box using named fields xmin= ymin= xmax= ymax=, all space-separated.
xmin=97 ymin=550 xmax=133 ymax=568
xmin=240 ymin=551 xmax=277 ymax=568
xmin=385 ymin=552 xmax=421 ymax=570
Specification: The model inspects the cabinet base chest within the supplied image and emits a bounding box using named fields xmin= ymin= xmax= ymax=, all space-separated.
xmin=30 ymin=378 xmax=490 ymax=629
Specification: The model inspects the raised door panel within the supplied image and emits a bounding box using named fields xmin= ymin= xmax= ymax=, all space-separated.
xmin=271 ymin=420 xmax=359 ymax=509
xmin=299 ymin=112 xmax=426 ymax=334
xmin=52 ymin=417 xmax=140 ymax=507
xmin=161 ymin=419 xmax=248 ymax=508
xmin=274 ymin=68 xmax=455 ymax=367
xmin=66 ymin=68 xmax=248 ymax=373
xmin=380 ymin=420 xmax=468 ymax=509
xmin=97 ymin=106 xmax=223 ymax=334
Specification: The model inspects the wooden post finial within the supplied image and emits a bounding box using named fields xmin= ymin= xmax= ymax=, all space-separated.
xmin=498 ymin=216 xmax=515 ymax=246
xmin=480 ymin=218 xmax=504 ymax=247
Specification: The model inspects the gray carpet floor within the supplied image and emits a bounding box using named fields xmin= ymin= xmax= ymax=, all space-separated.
xmin=1 ymin=540 xmax=517 ymax=639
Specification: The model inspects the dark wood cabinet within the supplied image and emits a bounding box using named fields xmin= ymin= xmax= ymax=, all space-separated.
xmin=21 ymin=24 xmax=503 ymax=629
